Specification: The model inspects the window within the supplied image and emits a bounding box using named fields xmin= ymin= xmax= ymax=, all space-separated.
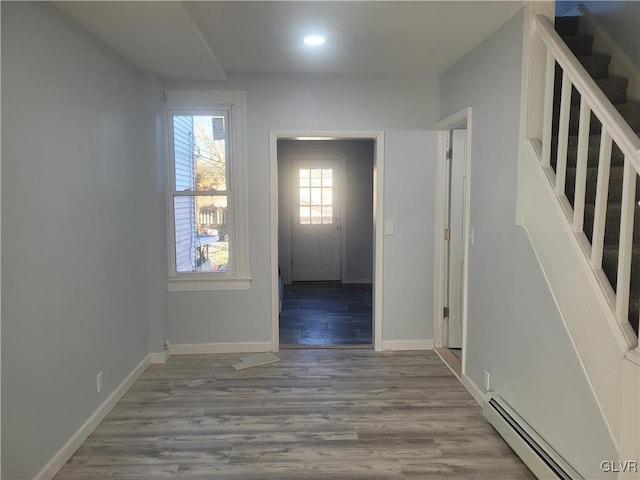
xmin=298 ymin=168 xmax=334 ymax=224
xmin=166 ymin=90 xmax=250 ymax=291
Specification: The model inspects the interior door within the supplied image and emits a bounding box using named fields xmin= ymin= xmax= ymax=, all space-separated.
xmin=447 ymin=129 xmax=467 ymax=348
xmin=292 ymin=158 xmax=341 ymax=281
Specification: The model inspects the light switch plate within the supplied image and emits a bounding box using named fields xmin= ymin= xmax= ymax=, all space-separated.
xmin=385 ymin=221 xmax=395 ymax=235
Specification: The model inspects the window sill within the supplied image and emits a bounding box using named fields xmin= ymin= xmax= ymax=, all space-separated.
xmin=168 ymin=276 xmax=252 ymax=292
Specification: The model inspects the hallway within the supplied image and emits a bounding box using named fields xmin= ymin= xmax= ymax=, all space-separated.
xmin=279 ymin=282 xmax=373 ymax=346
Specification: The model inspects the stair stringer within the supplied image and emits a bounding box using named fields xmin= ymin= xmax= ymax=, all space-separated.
xmin=518 ymin=137 xmax=637 ymax=455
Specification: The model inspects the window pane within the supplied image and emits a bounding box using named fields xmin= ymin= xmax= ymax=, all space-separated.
xmin=311 ymin=187 xmax=321 ymax=206
xmin=174 ymin=195 xmax=229 ymax=273
xmin=311 ymin=169 xmax=322 ymax=187
xmin=310 ymin=206 xmax=322 ymax=224
xmin=300 ymin=206 xmax=311 ymax=224
xmin=173 ymin=115 xmax=227 ymax=192
xmin=299 ymin=169 xmax=310 ymax=187
xmin=322 ymin=206 xmax=333 ymax=224
xmin=299 ymin=187 xmax=310 ymax=206
xmin=322 ymin=188 xmax=332 ymax=205
xmin=322 ymin=169 xmax=332 ymax=186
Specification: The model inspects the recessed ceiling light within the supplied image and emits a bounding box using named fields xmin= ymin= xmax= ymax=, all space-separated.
xmin=304 ymin=35 xmax=325 ymax=47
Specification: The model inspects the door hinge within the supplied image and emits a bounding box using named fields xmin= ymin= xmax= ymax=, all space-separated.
xmin=444 ymin=228 xmax=451 ymax=241
xmin=446 ymin=147 xmax=452 ymax=160
xmin=443 ymin=307 xmax=450 ymax=318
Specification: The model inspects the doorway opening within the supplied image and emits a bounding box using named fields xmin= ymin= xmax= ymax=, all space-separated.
xmin=278 ymin=141 xmax=373 ymax=347
xmin=434 ymin=108 xmax=472 ymax=378
xmin=269 ymin=132 xmax=384 ymax=351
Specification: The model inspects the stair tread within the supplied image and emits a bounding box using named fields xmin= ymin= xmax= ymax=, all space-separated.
xmin=555 ymin=16 xmax=580 ymax=36
xmin=551 ymin=134 xmax=628 ymax=168
xmin=612 ymin=102 xmax=640 ymax=132
xmin=553 ymin=76 xmax=629 ymax=106
xmin=564 ymin=165 xmax=639 ymax=216
xmin=561 ymin=35 xmax=594 ymax=57
xmin=584 ymin=203 xmax=640 ymax=246
xmin=602 ymin=246 xmax=640 ymax=289
xmin=561 ymin=102 xmax=640 ymax=134
xmin=576 ymin=53 xmax=611 ymax=79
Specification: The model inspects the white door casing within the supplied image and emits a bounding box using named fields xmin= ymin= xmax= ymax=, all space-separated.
xmin=291 ymin=157 xmax=342 ymax=281
xmin=434 ymin=108 xmax=472 ymax=373
xmin=447 ymin=129 xmax=467 ymax=348
xmin=269 ymin=131 xmax=385 ymax=352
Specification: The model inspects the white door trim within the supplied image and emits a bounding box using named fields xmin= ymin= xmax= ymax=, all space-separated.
xmin=269 ymin=131 xmax=385 ymax=352
xmin=434 ymin=109 xmax=472 ymax=374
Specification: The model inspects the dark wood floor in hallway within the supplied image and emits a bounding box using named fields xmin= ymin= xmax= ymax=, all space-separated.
xmin=279 ymin=282 xmax=373 ymax=346
xmin=54 ymin=349 xmax=534 ymax=480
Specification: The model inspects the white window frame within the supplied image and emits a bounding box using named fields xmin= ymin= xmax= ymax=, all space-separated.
xmin=165 ymin=90 xmax=250 ymax=291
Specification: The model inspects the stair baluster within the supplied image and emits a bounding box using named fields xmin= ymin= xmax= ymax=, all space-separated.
xmin=555 ymin=71 xmax=572 ymax=194
xmin=616 ymin=161 xmax=638 ymax=325
xmin=590 ymin=128 xmax=612 ymax=270
xmin=573 ymin=98 xmax=591 ymax=233
xmin=534 ymin=14 xmax=640 ymax=337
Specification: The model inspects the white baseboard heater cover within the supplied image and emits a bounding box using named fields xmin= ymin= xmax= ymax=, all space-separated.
xmin=483 ymin=393 xmax=583 ymax=480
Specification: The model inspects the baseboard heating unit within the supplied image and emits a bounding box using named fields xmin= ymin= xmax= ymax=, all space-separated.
xmin=483 ymin=393 xmax=583 ymax=480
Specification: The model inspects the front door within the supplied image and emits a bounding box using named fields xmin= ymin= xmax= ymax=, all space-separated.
xmin=292 ymin=158 xmax=342 ymax=281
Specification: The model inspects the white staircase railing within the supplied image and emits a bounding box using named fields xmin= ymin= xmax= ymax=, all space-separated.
xmin=533 ymin=14 xmax=640 ymax=339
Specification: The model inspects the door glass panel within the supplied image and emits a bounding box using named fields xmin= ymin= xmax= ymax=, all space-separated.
xmin=322 ymin=188 xmax=332 ymax=205
xmin=322 ymin=206 xmax=333 ymax=223
xmin=311 ymin=187 xmax=321 ymax=206
xmin=300 ymin=206 xmax=311 ymax=224
xmin=322 ymin=169 xmax=333 ymax=186
xmin=300 ymin=188 xmax=310 ymax=206
xmin=299 ymin=169 xmax=310 ymax=187
xmin=311 ymin=169 xmax=322 ymax=187
xmin=310 ymin=206 xmax=322 ymax=224
xmin=299 ymin=168 xmax=334 ymax=225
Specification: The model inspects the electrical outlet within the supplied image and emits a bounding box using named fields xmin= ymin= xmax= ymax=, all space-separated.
xmin=96 ymin=371 xmax=103 ymax=394
xmin=164 ymin=340 xmax=170 ymax=351
xmin=484 ymin=371 xmax=491 ymax=392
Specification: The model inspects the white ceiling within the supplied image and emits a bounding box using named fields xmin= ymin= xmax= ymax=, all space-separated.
xmin=55 ymin=1 xmax=525 ymax=80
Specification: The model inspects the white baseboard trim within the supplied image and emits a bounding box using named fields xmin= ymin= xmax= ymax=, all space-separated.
xmin=149 ymin=351 xmax=170 ymax=364
xmin=462 ymin=373 xmax=485 ymax=407
xmin=169 ymin=342 xmax=272 ymax=355
xmin=382 ymin=339 xmax=434 ymax=351
xmin=35 ymin=355 xmax=151 ymax=480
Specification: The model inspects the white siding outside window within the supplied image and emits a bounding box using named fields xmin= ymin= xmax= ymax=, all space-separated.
xmin=173 ymin=116 xmax=196 ymax=273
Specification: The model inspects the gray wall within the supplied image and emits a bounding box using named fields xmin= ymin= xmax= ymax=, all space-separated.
xmin=1 ymin=3 xmax=155 ymax=478
xmin=165 ymin=73 xmax=439 ymax=346
xmin=277 ymin=140 xmax=374 ymax=285
xmin=439 ymin=8 xmax=617 ymax=479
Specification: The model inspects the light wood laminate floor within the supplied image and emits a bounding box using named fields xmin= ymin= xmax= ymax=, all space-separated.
xmin=54 ymin=349 xmax=534 ymax=479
